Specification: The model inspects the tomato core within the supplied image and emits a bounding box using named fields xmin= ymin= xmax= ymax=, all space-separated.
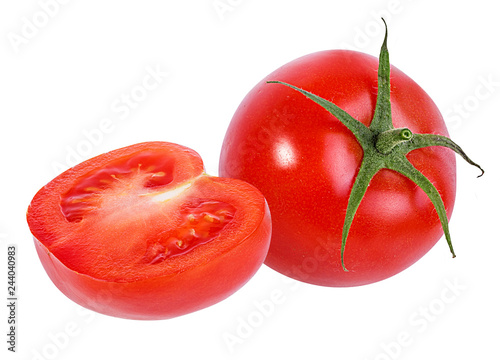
xmin=61 ymin=150 xmax=177 ymax=223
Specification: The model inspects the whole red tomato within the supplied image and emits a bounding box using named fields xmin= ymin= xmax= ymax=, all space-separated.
xmin=27 ymin=142 xmax=271 ymax=319
xmin=219 ymin=24 xmax=482 ymax=287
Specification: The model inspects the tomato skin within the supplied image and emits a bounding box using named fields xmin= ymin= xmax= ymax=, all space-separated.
xmin=219 ymin=50 xmax=456 ymax=287
xmin=28 ymin=142 xmax=271 ymax=319
xmin=33 ymin=208 xmax=271 ymax=320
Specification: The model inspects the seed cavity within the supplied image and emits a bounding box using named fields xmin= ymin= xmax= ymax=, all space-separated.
xmin=144 ymin=200 xmax=236 ymax=265
xmin=60 ymin=151 xmax=176 ymax=222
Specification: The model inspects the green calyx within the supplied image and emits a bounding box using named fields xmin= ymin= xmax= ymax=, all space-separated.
xmin=267 ymin=19 xmax=484 ymax=272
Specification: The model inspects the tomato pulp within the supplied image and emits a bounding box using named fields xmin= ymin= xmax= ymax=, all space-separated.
xmin=219 ymin=49 xmax=463 ymax=287
xmin=27 ymin=142 xmax=271 ymax=319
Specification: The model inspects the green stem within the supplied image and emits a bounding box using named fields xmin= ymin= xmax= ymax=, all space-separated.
xmin=376 ymin=128 xmax=413 ymax=154
xmin=386 ymin=157 xmax=456 ymax=258
xmin=266 ymin=80 xmax=373 ymax=147
xmin=401 ymin=134 xmax=484 ymax=177
xmin=369 ymin=18 xmax=393 ymax=134
xmin=340 ymin=152 xmax=383 ymax=272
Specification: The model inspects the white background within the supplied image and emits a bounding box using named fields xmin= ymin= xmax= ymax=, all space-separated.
xmin=1 ymin=0 xmax=499 ymax=359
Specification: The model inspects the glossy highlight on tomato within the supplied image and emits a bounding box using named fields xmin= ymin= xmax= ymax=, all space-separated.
xmin=27 ymin=142 xmax=271 ymax=319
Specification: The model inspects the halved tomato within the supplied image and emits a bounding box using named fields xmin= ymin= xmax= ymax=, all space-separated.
xmin=27 ymin=142 xmax=271 ymax=320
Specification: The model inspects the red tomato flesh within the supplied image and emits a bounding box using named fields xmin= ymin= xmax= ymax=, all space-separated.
xmin=27 ymin=142 xmax=271 ymax=319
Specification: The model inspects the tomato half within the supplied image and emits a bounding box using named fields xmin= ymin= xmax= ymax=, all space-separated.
xmin=219 ymin=49 xmax=461 ymax=287
xmin=27 ymin=142 xmax=271 ymax=319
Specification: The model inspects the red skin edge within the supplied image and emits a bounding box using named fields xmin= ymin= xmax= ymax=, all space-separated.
xmin=32 ymin=204 xmax=271 ymax=320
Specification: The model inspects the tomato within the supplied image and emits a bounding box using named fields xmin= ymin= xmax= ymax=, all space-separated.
xmin=27 ymin=141 xmax=271 ymax=319
xmin=219 ymin=24 xmax=482 ymax=287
